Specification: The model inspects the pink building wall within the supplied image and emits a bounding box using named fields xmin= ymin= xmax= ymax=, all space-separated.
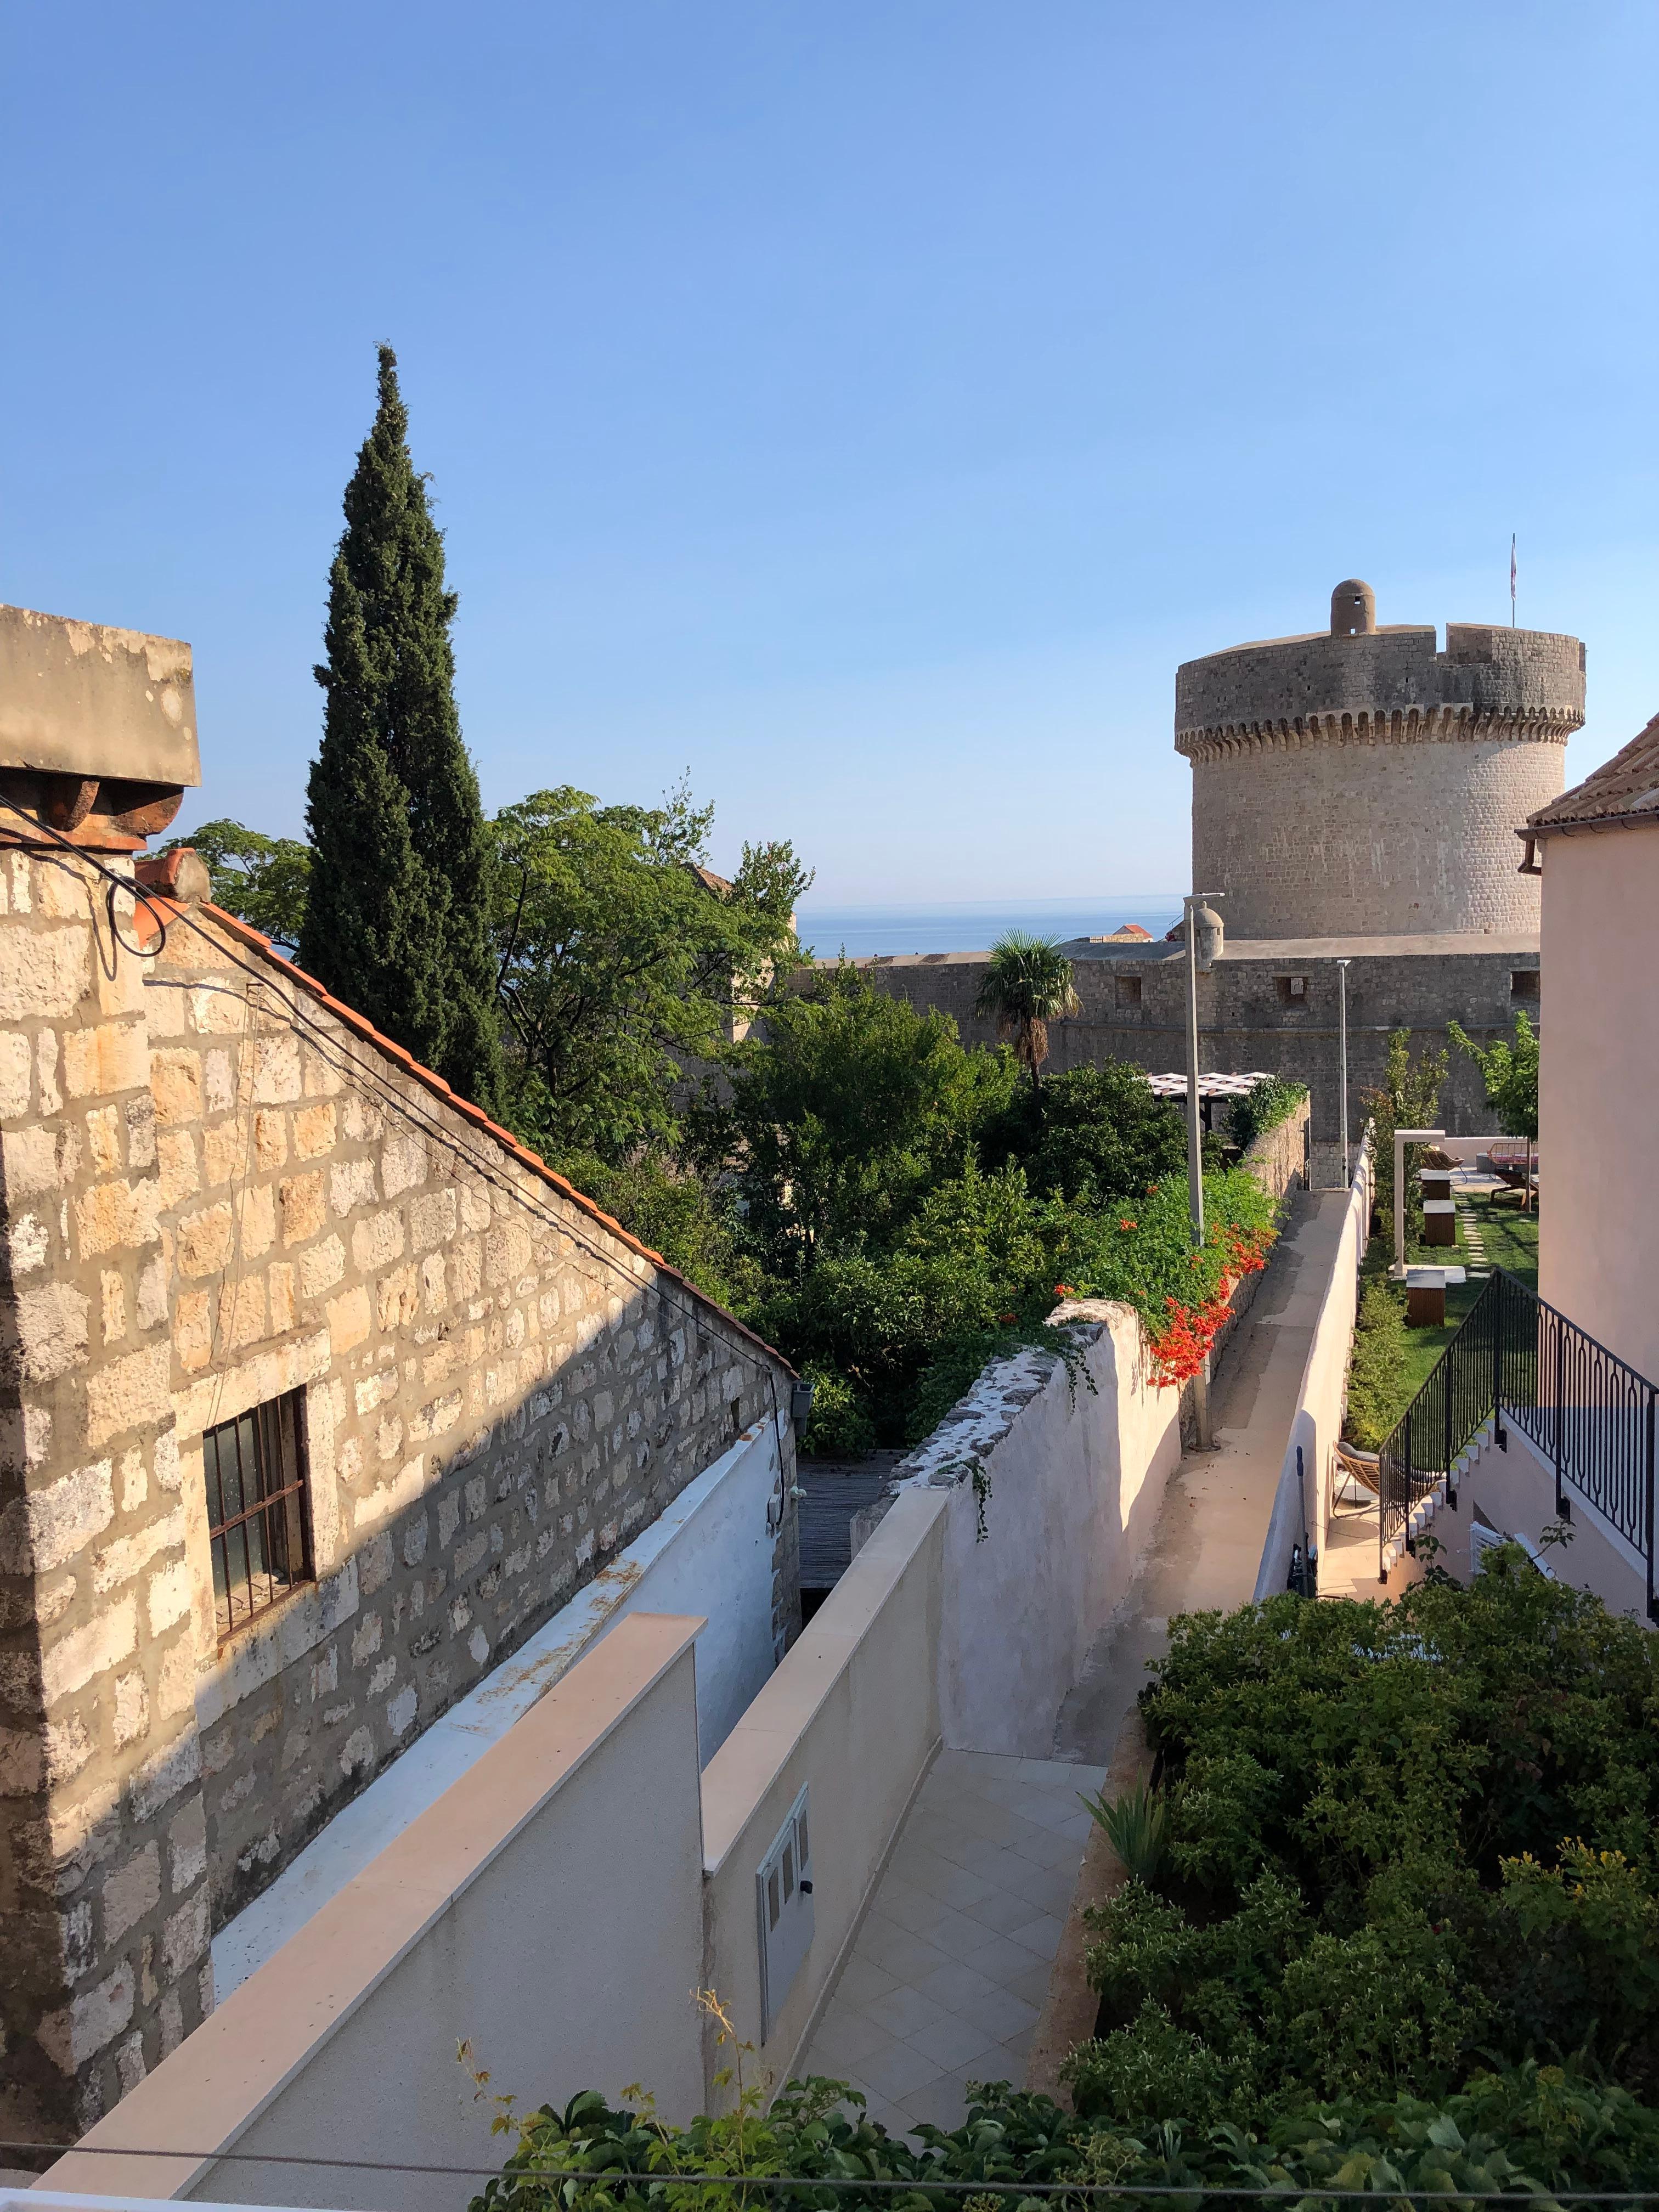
xmin=1538 ymin=819 xmax=1659 ymax=1386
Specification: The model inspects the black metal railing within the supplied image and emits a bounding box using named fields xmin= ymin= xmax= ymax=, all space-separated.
xmin=1378 ymin=1268 xmax=1658 ymax=1617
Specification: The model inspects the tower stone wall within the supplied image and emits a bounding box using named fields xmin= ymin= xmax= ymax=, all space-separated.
xmin=1177 ymin=602 xmax=1584 ymax=940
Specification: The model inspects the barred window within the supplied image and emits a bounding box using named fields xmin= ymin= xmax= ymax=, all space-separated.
xmin=204 ymin=1391 xmax=312 ymax=1640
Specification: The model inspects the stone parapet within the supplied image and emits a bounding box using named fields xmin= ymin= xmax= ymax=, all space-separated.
xmin=1175 ymin=600 xmax=1583 ymax=940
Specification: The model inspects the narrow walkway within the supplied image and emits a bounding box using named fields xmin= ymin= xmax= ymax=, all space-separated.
xmin=794 ymin=1185 xmax=1353 ymax=2132
xmin=1054 ymin=1184 xmax=1352 ymax=1763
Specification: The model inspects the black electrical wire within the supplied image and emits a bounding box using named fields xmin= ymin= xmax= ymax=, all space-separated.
xmin=0 ymin=2140 xmax=1648 ymax=2198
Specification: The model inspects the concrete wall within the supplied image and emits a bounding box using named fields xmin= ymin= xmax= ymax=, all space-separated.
xmin=42 ymin=1616 xmax=709 ymax=2212
xmin=1537 ymin=821 xmax=1659 ymax=1386
xmin=1254 ymin=1137 xmax=1373 ymax=1599
xmin=701 ymin=1488 xmax=948 ymax=2095
xmin=883 ymin=1312 xmax=1182 ymax=1758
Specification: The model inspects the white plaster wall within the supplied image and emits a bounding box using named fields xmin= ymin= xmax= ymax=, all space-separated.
xmin=591 ymin=1422 xmax=781 ymax=1764
xmin=700 ymin=1489 xmax=947 ymax=2097
xmin=1255 ymin=1138 xmax=1372 ymax=1599
xmin=1431 ymin=1422 xmax=1650 ymax=1622
xmin=1539 ymin=822 xmax=1659 ymax=1386
xmin=50 ymin=1619 xmax=709 ymax=2212
xmin=212 ymin=1423 xmax=781 ymax=1999
xmin=930 ymin=1311 xmax=1182 ymax=1757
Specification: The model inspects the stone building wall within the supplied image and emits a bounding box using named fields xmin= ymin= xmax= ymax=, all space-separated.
xmin=1 ymin=847 xmax=798 ymax=2143
xmin=1 ymin=849 xmax=213 ymax=2142
xmin=840 ymin=939 xmax=1536 ymax=1146
xmin=1189 ymin=733 xmax=1562 ymax=941
xmin=1175 ymin=614 xmax=1583 ymax=940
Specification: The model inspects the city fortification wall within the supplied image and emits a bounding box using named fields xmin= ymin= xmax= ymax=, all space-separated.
xmin=1176 ymin=584 xmax=1583 ymax=939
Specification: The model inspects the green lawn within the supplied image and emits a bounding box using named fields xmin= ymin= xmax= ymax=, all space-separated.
xmin=1360 ymin=1186 xmax=1539 ymax=1416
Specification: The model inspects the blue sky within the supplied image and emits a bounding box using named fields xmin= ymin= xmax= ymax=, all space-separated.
xmin=3 ymin=2 xmax=1655 ymax=907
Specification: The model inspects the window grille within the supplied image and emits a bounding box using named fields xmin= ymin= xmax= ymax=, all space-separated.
xmin=1511 ymin=969 xmax=1540 ymax=1001
xmin=204 ymin=1391 xmax=312 ymax=1640
xmin=1115 ymin=974 xmax=1143 ymax=1007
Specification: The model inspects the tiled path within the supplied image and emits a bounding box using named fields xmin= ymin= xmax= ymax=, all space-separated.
xmin=795 ymin=1750 xmax=1104 ymax=2134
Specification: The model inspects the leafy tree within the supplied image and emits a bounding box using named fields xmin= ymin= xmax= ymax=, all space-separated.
xmin=1362 ymin=1028 xmax=1448 ymax=1250
xmin=492 ymin=784 xmax=809 ymax=1161
xmin=696 ymin=966 xmax=1013 ymax=1272
xmin=159 ymin=818 xmax=311 ymax=950
xmin=981 ymin=1060 xmax=1188 ymax=1205
xmin=552 ymin=1148 xmax=757 ymax=1314
xmin=301 ymin=343 xmax=503 ymax=1113
xmin=974 ymin=931 xmax=1079 ymax=1096
xmin=1448 ymin=1011 xmax=1539 ymax=1141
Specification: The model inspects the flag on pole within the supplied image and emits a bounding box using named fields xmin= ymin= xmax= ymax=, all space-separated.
xmin=1510 ymin=534 xmax=1517 ymax=626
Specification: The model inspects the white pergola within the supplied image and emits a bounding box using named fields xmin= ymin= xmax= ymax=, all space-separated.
xmin=1144 ymin=1070 xmax=1275 ymax=1133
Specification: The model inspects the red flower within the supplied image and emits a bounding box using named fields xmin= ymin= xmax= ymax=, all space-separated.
xmin=1119 ymin=1218 xmax=1137 ymax=1232
xmin=999 ymin=1311 xmax=1018 ymax=1324
xmin=1053 ymin=1284 xmax=1077 ymax=1300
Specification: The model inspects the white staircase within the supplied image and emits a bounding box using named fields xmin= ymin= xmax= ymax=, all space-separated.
xmin=1378 ymin=1415 xmax=1497 ymax=1575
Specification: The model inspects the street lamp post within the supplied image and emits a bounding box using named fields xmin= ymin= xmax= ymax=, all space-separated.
xmin=1336 ymin=959 xmax=1351 ymax=1186
xmin=1183 ymin=894 xmax=1223 ymax=1449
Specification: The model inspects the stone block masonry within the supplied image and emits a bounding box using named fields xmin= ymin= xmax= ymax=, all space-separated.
xmin=1 ymin=844 xmax=799 ymax=2143
xmin=839 ymin=937 xmax=1535 ymax=1148
xmin=0 ymin=849 xmax=210 ymax=2142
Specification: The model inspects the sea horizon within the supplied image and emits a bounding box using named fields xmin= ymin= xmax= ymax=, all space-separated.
xmin=793 ymin=894 xmax=1184 ymax=962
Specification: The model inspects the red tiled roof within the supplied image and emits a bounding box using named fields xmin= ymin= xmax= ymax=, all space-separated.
xmin=1108 ymin=923 xmax=1153 ymax=940
xmin=1529 ymin=709 xmax=1659 ymax=832
xmin=154 ymin=891 xmax=794 ymax=1375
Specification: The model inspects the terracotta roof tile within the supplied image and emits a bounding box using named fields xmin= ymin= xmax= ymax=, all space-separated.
xmin=1530 ymin=710 xmax=1659 ymax=831
xmin=180 ymin=899 xmax=794 ymax=1376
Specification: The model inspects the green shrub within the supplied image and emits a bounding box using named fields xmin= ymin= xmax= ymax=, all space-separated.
xmin=1228 ymin=1074 xmax=1308 ymax=1149
xmin=797 ymin=1364 xmax=876 ymax=1457
xmin=1070 ymin=1565 xmax=1659 ymax=2129
xmin=470 ymin=2065 xmax=1659 ymax=2212
xmin=1344 ymin=1276 xmax=1408 ymax=1447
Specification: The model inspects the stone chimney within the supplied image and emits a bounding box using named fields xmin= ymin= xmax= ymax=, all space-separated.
xmin=0 ymin=606 xmax=209 ymax=2145
xmin=0 ymin=603 xmax=200 ymax=850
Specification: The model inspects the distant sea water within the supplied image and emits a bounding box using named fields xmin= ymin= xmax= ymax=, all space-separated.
xmin=793 ymin=896 xmax=1184 ymax=963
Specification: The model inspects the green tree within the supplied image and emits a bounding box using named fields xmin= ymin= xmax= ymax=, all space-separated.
xmin=974 ymin=932 xmax=1080 ymax=1097
xmin=159 ymin=819 xmax=311 ymax=950
xmin=1362 ymin=1029 xmax=1448 ymax=1250
xmin=492 ymin=784 xmax=810 ymax=1160
xmin=981 ymin=1060 xmax=1188 ymax=1205
xmin=1448 ymin=1012 xmax=1538 ymax=1141
xmin=301 ymin=344 xmax=504 ymax=1113
xmin=696 ymin=966 xmax=1012 ymax=1273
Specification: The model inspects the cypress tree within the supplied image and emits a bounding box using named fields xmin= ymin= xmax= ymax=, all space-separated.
xmin=301 ymin=345 xmax=504 ymax=1114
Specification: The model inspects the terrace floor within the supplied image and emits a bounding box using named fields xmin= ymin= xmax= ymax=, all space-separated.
xmin=793 ymin=1750 xmax=1104 ymax=2136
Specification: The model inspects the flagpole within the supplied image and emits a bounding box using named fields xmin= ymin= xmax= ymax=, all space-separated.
xmin=1511 ymin=533 xmax=1516 ymax=628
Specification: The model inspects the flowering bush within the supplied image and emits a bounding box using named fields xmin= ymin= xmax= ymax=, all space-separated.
xmin=1059 ymin=1170 xmax=1278 ymax=1388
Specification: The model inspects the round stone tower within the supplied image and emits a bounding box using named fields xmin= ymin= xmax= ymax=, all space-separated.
xmin=1175 ymin=582 xmax=1585 ymax=939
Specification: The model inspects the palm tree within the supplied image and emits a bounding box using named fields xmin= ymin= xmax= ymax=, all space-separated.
xmin=975 ymin=932 xmax=1080 ymax=1098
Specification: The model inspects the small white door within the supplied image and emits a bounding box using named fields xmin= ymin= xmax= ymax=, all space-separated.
xmin=757 ymin=1785 xmax=813 ymax=2040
